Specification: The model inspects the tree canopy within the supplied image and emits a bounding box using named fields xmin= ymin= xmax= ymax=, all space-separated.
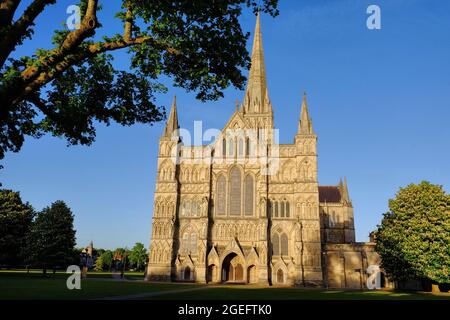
xmin=24 ymin=200 xmax=76 ymax=270
xmin=375 ymin=181 xmax=450 ymax=284
xmin=129 ymin=242 xmax=147 ymax=271
xmin=0 ymin=189 xmax=34 ymax=266
xmin=93 ymin=254 xmax=103 ymax=271
xmin=0 ymin=0 xmax=278 ymax=161
xmin=99 ymin=249 xmax=113 ymax=270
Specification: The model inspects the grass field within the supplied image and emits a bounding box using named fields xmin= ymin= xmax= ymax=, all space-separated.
xmin=0 ymin=270 xmax=195 ymax=300
xmin=1 ymin=270 xmax=449 ymax=300
xmin=154 ymin=285 xmax=450 ymax=300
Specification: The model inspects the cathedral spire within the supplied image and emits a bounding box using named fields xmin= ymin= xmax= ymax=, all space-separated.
xmin=163 ymin=95 xmax=179 ymax=137
xmin=340 ymin=177 xmax=351 ymax=203
xmin=298 ymin=92 xmax=314 ymax=134
xmin=243 ymin=13 xmax=270 ymax=114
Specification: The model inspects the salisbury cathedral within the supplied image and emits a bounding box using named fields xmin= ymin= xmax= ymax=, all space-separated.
xmin=146 ymin=15 xmax=382 ymax=289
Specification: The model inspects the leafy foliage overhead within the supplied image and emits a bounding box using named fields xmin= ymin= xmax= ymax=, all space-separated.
xmin=0 ymin=0 xmax=279 ymax=161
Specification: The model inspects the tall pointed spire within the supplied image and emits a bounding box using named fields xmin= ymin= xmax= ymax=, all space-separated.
xmin=340 ymin=177 xmax=351 ymax=203
xmin=298 ymin=92 xmax=314 ymax=134
xmin=163 ymin=95 xmax=179 ymax=137
xmin=243 ymin=12 xmax=269 ymax=114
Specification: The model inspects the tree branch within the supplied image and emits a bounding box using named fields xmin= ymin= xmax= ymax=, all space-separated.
xmin=1 ymin=0 xmax=179 ymax=118
xmin=26 ymin=93 xmax=54 ymax=117
xmin=13 ymin=36 xmax=180 ymax=106
xmin=60 ymin=0 xmax=98 ymax=53
xmin=0 ymin=0 xmax=21 ymax=28
xmin=123 ymin=1 xmax=133 ymax=42
xmin=0 ymin=0 xmax=56 ymax=69
xmin=20 ymin=0 xmax=99 ymax=86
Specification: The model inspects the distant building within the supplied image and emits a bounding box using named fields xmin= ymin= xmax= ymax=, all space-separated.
xmin=147 ymin=14 xmax=385 ymax=289
xmin=81 ymin=241 xmax=96 ymax=269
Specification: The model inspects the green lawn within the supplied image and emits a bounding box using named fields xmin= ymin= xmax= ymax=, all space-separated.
xmin=1 ymin=270 xmax=449 ymax=300
xmin=0 ymin=270 xmax=198 ymax=300
xmin=153 ymin=285 xmax=450 ymax=300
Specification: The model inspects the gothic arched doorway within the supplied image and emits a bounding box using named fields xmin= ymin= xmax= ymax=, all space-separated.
xmin=221 ymin=253 xmax=244 ymax=283
xmin=276 ymin=269 xmax=284 ymax=284
xmin=235 ymin=264 xmax=243 ymax=280
xmin=207 ymin=265 xmax=217 ymax=283
xmin=247 ymin=265 xmax=257 ymax=284
xmin=184 ymin=266 xmax=191 ymax=281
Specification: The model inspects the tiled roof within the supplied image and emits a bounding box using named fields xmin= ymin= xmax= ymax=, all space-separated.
xmin=319 ymin=186 xmax=341 ymax=203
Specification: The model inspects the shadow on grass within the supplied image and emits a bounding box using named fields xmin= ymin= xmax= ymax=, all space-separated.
xmin=1 ymin=271 xmax=449 ymax=300
xmin=0 ymin=271 xmax=199 ymax=300
xmin=151 ymin=285 xmax=450 ymax=301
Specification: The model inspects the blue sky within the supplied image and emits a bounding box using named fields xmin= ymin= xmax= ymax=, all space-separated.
xmin=2 ymin=0 xmax=450 ymax=250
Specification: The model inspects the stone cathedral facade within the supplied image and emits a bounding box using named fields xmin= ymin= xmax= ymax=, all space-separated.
xmin=146 ymin=15 xmax=382 ymax=289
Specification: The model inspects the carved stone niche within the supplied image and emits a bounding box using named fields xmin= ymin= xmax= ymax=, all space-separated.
xmin=259 ymin=197 xmax=267 ymax=217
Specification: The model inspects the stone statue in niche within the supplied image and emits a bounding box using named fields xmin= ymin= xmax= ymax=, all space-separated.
xmin=259 ymin=197 xmax=267 ymax=217
xmin=260 ymin=222 xmax=267 ymax=240
xmin=202 ymin=196 xmax=209 ymax=217
xmin=201 ymin=222 xmax=207 ymax=238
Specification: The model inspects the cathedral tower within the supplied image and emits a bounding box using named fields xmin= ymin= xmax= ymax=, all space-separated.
xmin=147 ymin=96 xmax=180 ymax=281
xmin=293 ymin=92 xmax=323 ymax=285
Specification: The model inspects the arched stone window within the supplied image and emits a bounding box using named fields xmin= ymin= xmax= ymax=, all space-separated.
xmin=228 ymin=138 xmax=234 ymax=156
xmin=229 ymin=167 xmax=241 ymax=216
xmin=191 ymin=201 xmax=199 ymax=217
xmin=329 ymin=211 xmax=336 ymax=227
xmin=190 ymin=233 xmax=198 ymax=253
xmin=280 ymin=233 xmax=288 ymax=255
xmin=181 ymin=228 xmax=198 ymax=254
xmin=186 ymin=201 xmax=192 ymax=216
xmin=194 ymin=169 xmax=199 ymax=181
xmin=272 ymin=233 xmax=280 ymax=255
xmin=222 ymin=139 xmax=226 ymax=157
xmin=216 ymin=175 xmax=226 ymax=215
xmin=272 ymin=232 xmax=288 ymax=256
xmin=274 ymin=200 xmax=290 ymax=219
xmin=182 ymin=232 xmax=189 ymax=251
xmin=245 ymin=137 xmax=250 ymax=157
xmin=258 ymin=128 xmax=265 ymax=142
xmin=244 ymin=175 xmax=254 ymax=216
xmin=306 ymin=203 xmax=312 ymax=219
xmin=180 ymin=202 xmax=185 ymax=216
xmin=238 ymin=138 xmax=244 ymax=157
xmin=161 ymin=203 xmax=166 ymax=217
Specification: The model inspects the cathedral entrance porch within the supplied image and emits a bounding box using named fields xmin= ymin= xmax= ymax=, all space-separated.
xmin=221 ymin=253 xmax=245 ymax=283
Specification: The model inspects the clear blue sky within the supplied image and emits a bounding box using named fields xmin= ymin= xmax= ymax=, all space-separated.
xmin=2 ymin=0 xmax=450 ymax=250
